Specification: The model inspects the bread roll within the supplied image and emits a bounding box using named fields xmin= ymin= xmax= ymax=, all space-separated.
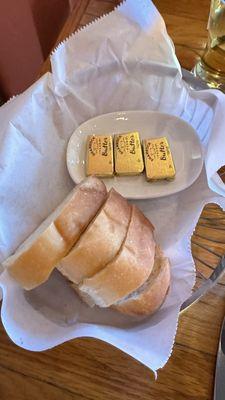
xmin=114 ymin=246 xmax=170 ymax=317
xmin=58 ymin=189 xmax=131 ymax=284
xmin=3 ymin=176 xmax=107 ymax=289
xmin=78 ymin=205 xmax=155 ymax=307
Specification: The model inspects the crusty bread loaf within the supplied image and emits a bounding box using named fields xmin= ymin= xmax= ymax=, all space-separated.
xmin=113 ymin=246 xmax=170 ymax=317
xmin=4 ymin=171 xmax=170 ymax=319
xmin=78 ymin=205 xmax=155 ymax=307
xmin=3 ymin=176 xmax=107 ymax=290
xmin=58 ymin=189 xmax=131 ymax=284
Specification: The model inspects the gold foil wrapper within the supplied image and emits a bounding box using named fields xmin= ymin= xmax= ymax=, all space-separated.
xmin=143 ymin=137 xmax=176 ymax=181
xmin=86 ymin=135 xmax=114 ymax=177
xmin=114 ymin=131 xmax=144 ymax=175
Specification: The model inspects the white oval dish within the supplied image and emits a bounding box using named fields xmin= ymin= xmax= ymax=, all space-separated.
xmin=67 ymin=110 xmax=203 ymax=200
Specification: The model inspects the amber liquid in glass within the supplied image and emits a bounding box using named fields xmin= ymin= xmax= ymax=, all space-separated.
xmin=194 ymin=0 xmax=225 ymax=90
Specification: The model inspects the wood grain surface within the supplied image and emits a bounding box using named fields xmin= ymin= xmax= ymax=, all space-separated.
xmin=2 ymin=1 xmax=225 ymax=399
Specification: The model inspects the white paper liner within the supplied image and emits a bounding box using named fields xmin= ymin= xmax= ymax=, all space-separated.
xmin=0 ymin=0 xmax=225 ymax=373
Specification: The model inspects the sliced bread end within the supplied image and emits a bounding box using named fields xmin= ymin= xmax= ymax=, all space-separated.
xmin=113 ymin=246 xmax=170 ymax=317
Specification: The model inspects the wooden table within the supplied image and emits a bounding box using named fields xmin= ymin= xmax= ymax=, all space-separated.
xmin=1 ymin=1 xmax=225 ymax=399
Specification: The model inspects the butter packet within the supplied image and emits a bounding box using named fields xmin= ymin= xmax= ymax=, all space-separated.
xmin=86 ymin=135 xmax=114 ymax=177
xmin=114 ymin=131 xmax=144 ymax=175
xmin=143 ymin=137 xmax=175 ymax=181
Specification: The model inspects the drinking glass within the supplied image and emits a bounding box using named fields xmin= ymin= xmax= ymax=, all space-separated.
xmin=194 ymin=0 xmax=225 ymax=91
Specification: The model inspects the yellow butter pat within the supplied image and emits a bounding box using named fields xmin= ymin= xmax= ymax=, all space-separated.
xmin=114 ymin=131 xmax=144 ymax=176
xmin=143 ymin=137 xmax=176 ymax=181
xmin=86 ymin=135 xmax=114 ymax=177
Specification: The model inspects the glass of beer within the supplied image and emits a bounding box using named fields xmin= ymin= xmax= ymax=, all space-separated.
xmin=194 ymin=0 xmax=225 ymax=91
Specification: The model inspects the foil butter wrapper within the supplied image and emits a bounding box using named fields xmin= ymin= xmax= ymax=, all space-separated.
xmin=86 ymin=134 xmax=114 ymax=177
xmin=143 ymin=137 xmax=176 ymax=181
xmin=114 ymin=131 xmax=144 ymax=175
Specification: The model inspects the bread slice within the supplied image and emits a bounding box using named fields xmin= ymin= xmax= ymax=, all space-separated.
xmin=113 ymin=246 xmax=170 ymax=317
xmin=58 ymin=188 xmax=131 ymax=284
xmin=3 ymin=176 xmax=107 ymax=289
xmin=78 ymin=205 xmax=155 ymax=307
